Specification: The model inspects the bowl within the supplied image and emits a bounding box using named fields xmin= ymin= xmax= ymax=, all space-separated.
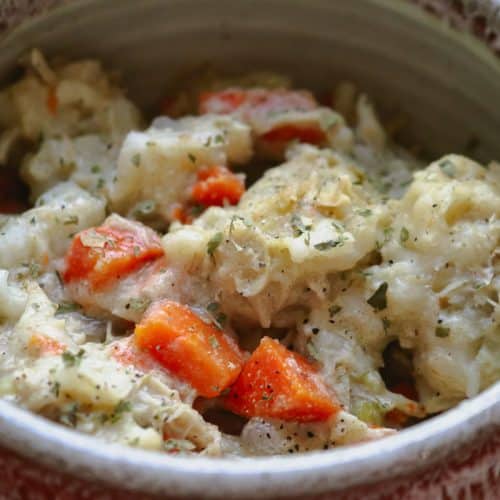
xmin=0 ymin=1 xmax=499 ymax=498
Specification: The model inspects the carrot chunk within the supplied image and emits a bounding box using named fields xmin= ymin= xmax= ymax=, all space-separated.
xmin=225 ymin=337 xmax=339 ymax=422
xmin=63 ymin=223 xmax=164 ymax=291
xmin=191 ymin=165 xmax=244 ymax=207
xmin=199 ymin=88 xmax=317 ymax=116
xmin=134 ymin=300 xmax=244 ymax=397
xmin=28 ymin=334 xmax=65 ymax=356
xmin=199 ymin=88 xmax=326 ymax=148
xmin=199 ymin=89 xmax=248 ymax=114
xmin=170 ymin=204 xmax=192 ymax=224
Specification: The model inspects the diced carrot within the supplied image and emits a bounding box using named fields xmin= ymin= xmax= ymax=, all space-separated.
xmin=28 ymin=334 xmax=65 ymax=356
xmin=47 ymin=87 xmax=58 ymax=116
xmin=199 ymin=89 xmax=248 ymax=114
xmin=63 ymin=224 xmax=164 ymax=291
xmin=199 ymin=88 xmax=318 ymax=117
xmin=134 ymin=300 xmax=244 ymax=398
xmin=261 ymin=124 xmax=326 ymax=145
xmin=170 ymin=204 xmax=193 ymax=225
xmin=191 ymin=165 xmax=244 ymax=207
xmin=224 ymin=337 xmax=339 ymax=422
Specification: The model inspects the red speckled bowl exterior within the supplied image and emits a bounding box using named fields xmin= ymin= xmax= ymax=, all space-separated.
xmin=1 ymin=430 xmax=499 ymax=499
xmin=0 ymin=1 xmax=499 ymax=498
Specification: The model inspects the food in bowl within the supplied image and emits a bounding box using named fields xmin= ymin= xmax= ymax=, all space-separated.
xmin=0 ymin=50 xmax=498 ymax=457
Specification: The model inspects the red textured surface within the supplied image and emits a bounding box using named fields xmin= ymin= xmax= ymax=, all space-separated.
xmin=0 ymin=430 xmax=499 ymax=499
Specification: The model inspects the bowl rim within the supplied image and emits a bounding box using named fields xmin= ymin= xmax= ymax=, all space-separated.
xmin=0 ymin=0 xmax=499 ymax=498
xmin=1 ymin=383 xmax=498 ymax=498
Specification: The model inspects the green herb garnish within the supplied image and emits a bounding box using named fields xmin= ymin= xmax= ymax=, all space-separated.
xmin=314 ymin=238 xmax=344 ymax=251
xmin=207 ymin=232 xmax=223 ymax=256
xmin=28 ymin=261 xmax=41 ymax=279
xmin=128 ymin=297 xmax=151 ymax=312
xmin=400 ymin=227 xmax=409 ymax=244
xmin=56 ymin=302 xmax=80 ymax=315
xmin=51 ymin=381 xmax=60 ymax=398
xmin=189 ymin=204 xmax=204 ymax=217
xmin=109 ymin=400 xmax=132 ymax=423
xmin=438 ymin=159 xmax=455 ymax=178
xmin=215 ymin=312 xmax=227 ymax=328
xmin=383 ymin=227 xmax=394 ymax=242
xmin=63 ymin=215 xmax=79 ymax=226
xmin=357 ymin=209 xmax=373 ymax=217
xmin=291 ymin=215 xmax=311 ymax=237
xmin=60 ymin=403 xmax=79 ymax=427
xmin=62 ymin=349 xmax=85 ymax=367
xmin=207 ymin=302 xmax=220 ymax=313
xmin=132 ymin=153 xmax=141 ymax=167
xmin=435 ymin=326 xmax=450 ymax=338
xmin=229 ymin=215 xmax=252 ymax=235
xmin=133 ymin=200 xmax=156 ymax=217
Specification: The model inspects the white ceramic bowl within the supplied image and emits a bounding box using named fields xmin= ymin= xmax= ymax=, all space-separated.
xmin=0 ymin=1 xmax=499 ymax=498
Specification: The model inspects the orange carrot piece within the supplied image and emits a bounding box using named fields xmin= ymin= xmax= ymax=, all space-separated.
xmin=198 ymin=88 xmax=318 ymax=116
xmin=199 ymin=88 xmax=326 ymax=148
xmin=225 ymin=337 xmax=339 ymax=422
xmin=28 ymin=334 xmax=66 ymax=356
xmin=191 ymin=165 xmax=244 ymax=207
xmin=63 ymin=224 xmax=164 ymax=291
xmin=170 ymin=204 xmax=193 ymax=225
xmin=199 ymin=89 xmax=248 ymax=114
xmin=134 ymin=300 xmax=244 ymax=397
